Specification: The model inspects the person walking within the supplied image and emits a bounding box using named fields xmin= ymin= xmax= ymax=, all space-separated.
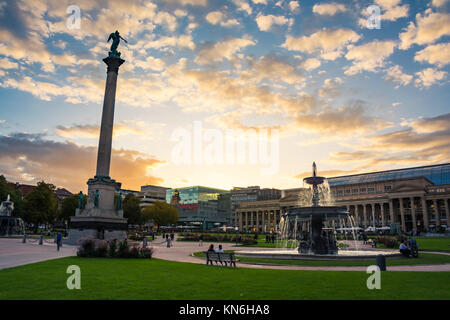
xmin=199 ymin=234 xmax=203 ymax=247
xmin=56 ymin=231 xmax=62 ymax=251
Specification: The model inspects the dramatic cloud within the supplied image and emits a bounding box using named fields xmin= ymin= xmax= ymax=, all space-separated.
xmin=282 ymin=28 xmax=361 ymax=60
xmin=293 ymin=102 xmax=389 ymax=135
xmin=399 ymin=9 xmax=450 ymax=50
xmin=328 ymin=112 xmax=450 ymax=168
xmin=312 ymin=3 xmax=347 ymax=16
xmin=255 ymin=14 xmax=293 ymax=32
xmin=384 ymin=65 xmax=413 ymax=87
xmin=414 ymin=43 xmax=450 ymax=67
xmin=195 ymin=36 xmax=256 ymax=65
xmin=301 ymin=58 xmax=321 ymax=71
xmin=0 ymin=133 xmax=165 ymax=192
xmin=345 ymin=40 xmax=396 ymax=75
xmin=414 ymin=68 xmax=448 ymax=88
xmin=205 ymin=11 xmax=239 ymax=27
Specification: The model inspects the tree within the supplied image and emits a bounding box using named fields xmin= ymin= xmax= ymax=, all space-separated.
xmin=123 ymin=194 xmax=142 ymax=225
xmin=24 ymin=181 xmax=57 ymax=231
xmin=142 ymin=201 xmax=178 ymax=230
xmin=0 ymin=175 xmax=25 ymax=219
xmin=59 ymin=193 xmax=85 ymax=223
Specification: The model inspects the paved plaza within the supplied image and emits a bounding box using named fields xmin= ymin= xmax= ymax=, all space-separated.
xmin=0 ymin=238 xmax=77 ymax=270
xmin=1 ymin=236 xmax=449 ymax=272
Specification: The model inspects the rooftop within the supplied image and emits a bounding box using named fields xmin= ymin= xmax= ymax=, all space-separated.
xmin=328 ymin=163 xmax=450 ymax=187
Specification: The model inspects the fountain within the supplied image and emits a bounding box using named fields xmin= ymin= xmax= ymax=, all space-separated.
xmin=0 ymin=194 xmax=24 ymax=236
xmin=236 ymin=163 xmax=400 ymax=260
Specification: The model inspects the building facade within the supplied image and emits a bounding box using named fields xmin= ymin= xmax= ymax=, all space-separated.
xmin=166 ymin=186 xmax=230 ymax=230
xmin=329 ymin=164 xmax=450 ymax=233
xmin=235 ymin=164 xmax=450 ymax=233
xmin=231 ymin=186 xmax=281 ymax=228
xmin=235 ymin=188 xmax=303 ymax=232
xmin=137 ymin=185 xmax=169 ymax=209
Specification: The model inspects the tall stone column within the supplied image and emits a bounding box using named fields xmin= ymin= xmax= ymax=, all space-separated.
xmin=421 ymin=197 xmax=429 ymax=231
xmin=380 ymin=203 xmax=385 ymax=227
xmin=389 ymin=199 xmax=395 ymax=225
xmin=433 ymin=199 xmax=441 ymax=227
xmin=96 ymin=57 xmax=125 ymax=178
xmin=445 ymin=199 xmax=450 ymax=227
xmin=245 ymin=212 xmax=248 ymax=232
xmin=399 ymin=198 xmax=406 ymax=232
xmin=256 ymin=211 xmax=259 ymax=232
xmin=410 ymin=197 xmax=417 ymax=232
xmin=239 ymin=212 xmax=243 ymax=231
xmin=371 ymin=203 xmax=376 ymax=226
xmin=67 ymin=54 xmax=127 ymax=245
xmin=363 ymin=204 xmax=368 ymax=227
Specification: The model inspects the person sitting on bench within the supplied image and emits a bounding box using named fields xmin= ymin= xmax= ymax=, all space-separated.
xmin=215 ymin=244 xmax=224 ymax=253
xmin=399 ymin=240 xmax=411 ymax=257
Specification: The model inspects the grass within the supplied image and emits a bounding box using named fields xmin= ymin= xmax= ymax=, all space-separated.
xmin=0 ymin=257 xmax=449 ymax=300
xmin=193 ymin=251 xmax=450 ymax=267
xmin=415 ymin=237 xmax=450 ymax=252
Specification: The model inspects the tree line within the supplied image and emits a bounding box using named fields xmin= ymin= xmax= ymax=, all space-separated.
xmin=0 ymin=175 xmax=178 ymax=231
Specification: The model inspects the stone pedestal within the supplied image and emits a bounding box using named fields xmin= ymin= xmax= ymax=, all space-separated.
xmin=67 ymin=54 xmax=127 ymax=245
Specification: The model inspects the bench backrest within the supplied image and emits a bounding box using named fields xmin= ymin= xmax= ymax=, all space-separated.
xmin=206 ymin=252 xmax=235 ymax=261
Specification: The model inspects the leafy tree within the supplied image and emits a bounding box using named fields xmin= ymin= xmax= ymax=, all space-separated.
xmin=142 ymin=201 xmax=178 ymax=230
xmin=24 ymin=181 xmax=57 ymax=231
xmin=0 ymin=175 xmax=25 ymax=219
xmin=59 ymin=193 xmax=85 ymax=222
xmin=123 ymin=194 xmax=142 ymax=225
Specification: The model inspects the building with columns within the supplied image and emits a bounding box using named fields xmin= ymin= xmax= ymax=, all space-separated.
xmin=235 ymin=188 xmax=303 ymax=232
xmin=235 ymin=164 xmax=450 ymax=233
xmin=329 ymin=164 xmax=450 ymax=233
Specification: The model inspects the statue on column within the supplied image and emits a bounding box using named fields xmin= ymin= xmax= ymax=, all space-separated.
xmin=78 ymin=191 xmax=84 ymax=209
xmin=107 ymin=30 xmax=127 ymax=58
xmin=94 ymin=190 xmax=100 ymax=208
xmin=116 ymin=191 xmax=123 ymax=210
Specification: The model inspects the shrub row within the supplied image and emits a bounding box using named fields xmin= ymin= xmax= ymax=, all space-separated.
xmin=178 ymin=234 xmax=257 ymax=245
xmin=77 ymin=238 xmax=153 ymax=259
xmin=376 ymin=236 xmax=400 ymax=248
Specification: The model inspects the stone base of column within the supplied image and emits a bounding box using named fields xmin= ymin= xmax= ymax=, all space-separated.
xmin=67 ymin=176 xmax=127 ymax=245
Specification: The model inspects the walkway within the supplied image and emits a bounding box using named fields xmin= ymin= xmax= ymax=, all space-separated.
xmin=153 ymin=235 xmax=450 ymax=272
xmin=0 ymin=236 xmax=449 ymax=272
xmin=0 ymin=237 xmax=77 ymax=270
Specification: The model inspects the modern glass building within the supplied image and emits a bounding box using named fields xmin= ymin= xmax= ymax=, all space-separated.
xmin=166 ymin=186 xmax=231 ymax=230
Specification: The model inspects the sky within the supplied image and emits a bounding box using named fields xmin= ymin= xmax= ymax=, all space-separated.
xmin=0 ymin=0 xmax=449 ymax=193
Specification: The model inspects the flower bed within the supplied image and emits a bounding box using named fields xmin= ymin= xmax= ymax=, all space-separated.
xmin=77 ymin=238 xmax=153 ymax=259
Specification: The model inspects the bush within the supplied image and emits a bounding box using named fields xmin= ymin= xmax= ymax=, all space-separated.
xmin=377 ymin=236 xmax=399 ymax=249
xmin=77 ymin=238 xmax=153 ymax=259
xmin=140 ymin=247 xmax=153 ymax=259
xmin=129 ymin=245 xmax=140 ymax=258
xmin=118 ymin=240 xmax=130 ymax=258
xmin=96 ymin=240 xmax=108 ymax=257
xmin=77 ymin=238 xmax=96 ymax=257
xmin=108 ymin=240 xmax=117 ymax=258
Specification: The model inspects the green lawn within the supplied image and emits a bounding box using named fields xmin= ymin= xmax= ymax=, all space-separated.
xmin=193 ymin=251 xmax=450 ymax=267
xmin=0 ymin=257 xmax=449 ymax=300
xmin=415 ymin=237 xmax=450 ymax=252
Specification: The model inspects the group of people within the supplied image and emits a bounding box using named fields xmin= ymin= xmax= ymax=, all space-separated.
xmin=161 ymin=232 xmax=175 ymax=247
xmin=265 ymin=234 xmax=276 ymax=244
xmin=399 ymin=238 xmax=419 ymax=258
xmin=207 ymin=244 xmax=224 ymax=253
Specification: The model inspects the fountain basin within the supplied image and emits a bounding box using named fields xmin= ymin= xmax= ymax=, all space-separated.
xmin=236 ymin=249 xmax=401 ymax=260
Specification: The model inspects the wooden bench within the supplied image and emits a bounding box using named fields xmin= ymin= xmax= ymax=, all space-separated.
xmin=205 ymin=252 xmax=237 ymax=267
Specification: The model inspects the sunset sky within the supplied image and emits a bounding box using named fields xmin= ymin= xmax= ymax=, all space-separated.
xmin=0 ymin=0 xmax=449 ymax=193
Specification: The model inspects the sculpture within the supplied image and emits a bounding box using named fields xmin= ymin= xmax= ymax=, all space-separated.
xmin=107 ymin=30 xmax=127 ymax=58
xmin=94 ymin=190 xmax=100 ymax=208
xmin=78 ymin=191 xmax=84 ymax=209
xmin=116 ymin=191 xmax=123 ymax=210
xmin=0 ymin=194 xmax=14 ymax=216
